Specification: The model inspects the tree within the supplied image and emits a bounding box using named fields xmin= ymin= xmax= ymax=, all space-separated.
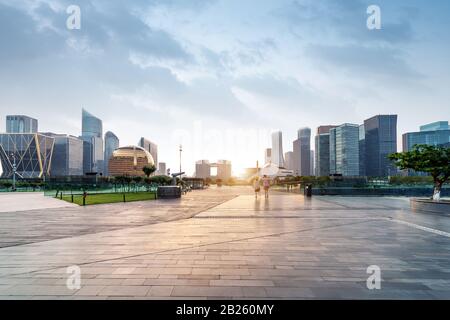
xmin=142 ymin=165 xmax=157 ymax=178
xmin=389 ymin=144 xmax=450 ymax=201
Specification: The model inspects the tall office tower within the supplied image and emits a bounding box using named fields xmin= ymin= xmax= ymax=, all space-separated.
xmin=138 ymin=137 xmax=158 ymax=166
xmin=0 ymin=133 xmax=54 ymax=178
xmin=403 ymin=121 xmax=450 ymax=151
xmin=6 ymin=115 xmax=38 ymax=133
xmin=359 ymin=124 xmax=366 ymax=176
xmin=158 ymin=162 xmax=167 ymax=175
xmin=310 ymin=150 xmax=315 ymax=176
xmin=217 ymin=160 xmax=232 ymax=181
xmin=195 ymin=160 xmax=211 ymax=179
xmin=364 ymin=115 xmax=398 ymax=177
xmin=315 ymin=126 xmax=336 ymax=177
xmin=271 ymin=131 xmax=285 ymax=167
xmin=284 ymin=151 xmax=294 ymax=171
xmin=293 ymin=127 xmax=311 ymax=176
xmin=264 ymin=148 xmax=272 ymax=164
xmin=43 ymin=133 xmax=83 ymax=177
xmin=329 ymin=124 xmax=360 ymax=176
xmin=104 ymin=131 xmax=120 ymax=176
xmin=80 ymin=109 xmax=104 ymax=174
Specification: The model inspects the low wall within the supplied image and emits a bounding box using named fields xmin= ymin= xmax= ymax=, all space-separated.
xmin=410 ymin=198 xmax=450 ymax=215
xmin=312 ymin=187 xmax=449 ymax=197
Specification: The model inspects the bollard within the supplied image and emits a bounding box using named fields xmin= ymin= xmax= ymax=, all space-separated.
xmin=71 ymin=194 xmax=74 ymax=203
xmin=123 ymin=194 xmax=126 ymax=203
xmin=83 ymin=191 xmax=87 ymax=206
xmin=60 ymin=192 xmax=63 ymax=200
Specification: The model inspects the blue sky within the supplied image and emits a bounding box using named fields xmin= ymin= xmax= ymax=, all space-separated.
xmin=0 ymin=0 xmax=449 ymax=174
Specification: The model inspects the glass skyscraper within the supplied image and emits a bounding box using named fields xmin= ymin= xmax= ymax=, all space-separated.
xmin=363 ymin=115 xmax=398 ymax=177
xmin=295 ymin=127 xmax=311 ymax=176
xmin=403 ymin=121 xmax=450 ymax=151
xmin=46 ymin=134 xmax=83 ymax=177
xmin=138 ymin=137 xmax=158 ymax=167
xmin=315 ymin=126 xmax=336 ymax=177
xmin=104 ymin=131 xmax=120 ymax=176
xmin=271 ymin=131 xmax=284 ymax=168
xmin=329 ymin=124 xmax=360 ymax=176
xmin=80 ymin=109 xmax=104 ymax=174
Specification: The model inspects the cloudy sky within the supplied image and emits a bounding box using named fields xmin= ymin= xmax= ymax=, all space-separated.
xmin=0 ymin=0 xmax=449 ymax=175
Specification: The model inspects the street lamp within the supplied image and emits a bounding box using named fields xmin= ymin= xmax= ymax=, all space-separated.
xmin=179 ymin=144 xmax=183 ymax=179
xmin=10 ymin=153 xmax=17 ymax=192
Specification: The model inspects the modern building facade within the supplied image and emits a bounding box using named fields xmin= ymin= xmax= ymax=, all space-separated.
xmin=157 ymin=162 xmax=167 ymax=176
xmin=310 ymin=150 xmax=315 ymax=176
xmin=195 ymin=160 xmax=211 ymax=179
xmin=6 ymin=115 xmax=38 ymax=134
xmin=284 ymin=151 xmax=294 ymax=171
xmin=364 ymin=115 xmax=398 ymax=177
xmin=108 ymin=146 xmax=155 ymax=177
xmin=0 ymin=133 xmax=54 ymax=178
xmin=195 ymin=160 xmax=232 ymax=181
xmin=104 ymin=131 xmax=119 ymax=176
xmin=403 ymin=121 xmax=450 ymax=151
xmin=293 ymin=127 xmax=311 ymax=176
xmin=329 ymin=124 xmax=360 ymax=176
xmin=271 ymin=131 xmax=284 ymax=168
xmin=80 ymin=109 xmax=104 ymax=174
xmin=315 ymin=126 xmax=336 ymax=177
xmin=46 ymin=134 xmax=83 ymax=177
xmin=359 ymin=124 xmax=366 ymax=176
xmin=138 ymin=138 xmax=158 ymax=166
xmin=264 ymin=148 xmax=272 ymax=164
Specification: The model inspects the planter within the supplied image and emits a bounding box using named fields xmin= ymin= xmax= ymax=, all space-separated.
xmin=410 ymin=198 xmax=450 ymax=215
xmin=157 ymin=186 xmax=182 ymax=199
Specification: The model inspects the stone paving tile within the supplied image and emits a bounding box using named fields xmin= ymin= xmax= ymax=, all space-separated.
xmin=0 ymin=187 xmax=450 ymax=299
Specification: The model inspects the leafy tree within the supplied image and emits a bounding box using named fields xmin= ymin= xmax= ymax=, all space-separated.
xmin=389 ymin=144 xmax=450 ymax=201
xmin=142 ymin=165 xmax=157 ymax=178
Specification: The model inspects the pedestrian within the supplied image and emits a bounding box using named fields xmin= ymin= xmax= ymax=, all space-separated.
xmin=253 ymin=177 xmax=261 ymax=199
xmin=262 ymin=175 xmax=271 ymax=199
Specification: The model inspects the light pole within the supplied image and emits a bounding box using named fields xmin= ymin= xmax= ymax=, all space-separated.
xmin=11 ymin=153 xmax=16 ymax=192
xmin=179 ymin=144 xmax=183 ymax=179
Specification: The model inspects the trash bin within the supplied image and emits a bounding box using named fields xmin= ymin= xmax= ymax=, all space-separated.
xmin=304 ymin=184 xmax=312 ymax=197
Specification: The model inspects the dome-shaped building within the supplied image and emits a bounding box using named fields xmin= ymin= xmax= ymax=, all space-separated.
xmin=108 ymin=146 xmax=155 ymax=177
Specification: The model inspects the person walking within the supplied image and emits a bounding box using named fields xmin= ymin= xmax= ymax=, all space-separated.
xmin=262 ymin=175 xmax=271 ymax=199
xmin=253 ymin=177 xmax=261 ymax=199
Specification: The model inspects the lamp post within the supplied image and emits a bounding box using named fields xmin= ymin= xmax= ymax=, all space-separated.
xmin=179 ymin=144 xmax=183 ymax=179
xmin=11 ymin=153 xmax=16 ymax=192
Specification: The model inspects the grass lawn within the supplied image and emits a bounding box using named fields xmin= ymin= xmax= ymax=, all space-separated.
xmin=59 ymin=192 xmax=157 ymax=206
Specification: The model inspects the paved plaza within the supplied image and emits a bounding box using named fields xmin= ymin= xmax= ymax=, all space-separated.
xmin=0 ymin=187 xmax=449 ymax=299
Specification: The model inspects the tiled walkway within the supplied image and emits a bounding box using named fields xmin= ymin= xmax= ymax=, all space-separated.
xmin=0 ymin=187 xmax=449 ymax=299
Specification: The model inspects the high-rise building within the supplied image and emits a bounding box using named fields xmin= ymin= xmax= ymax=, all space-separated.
xmin=0 ymin=133 xmax=54 ymax=178
xmin=138 ymin=137 xmax=158 ymax=166
xmin=217 ymin=160 xmax=232 ymax=181
xmin=315 ymin=126 xmax=336 ymax=177
xmin=6 ymin=115 xmax=38 ymax=134
xmin=284 ymin=151 xmax=294 ymax=171
xmin=364 ymin=115 xmax=398 ymax=177
xmin=44 ymin=133 xmax=83 ymax=177
xmin=158 ymin=162 xmax=167 ymax=176
xmin=310 ymin=150 xmax=315 ymax=176
xmin=104 ymin=131 xmax=119 ymax=176
xmin=264 ymin=148 xmax=272 ymax=164
xmin=196 ymin=160 xmax=211 ymax=179
xmin=271 ymin=131 xmax=284 ymax=167
xmin=329 ymin=124 xmax=360 ymax=176
xmin=80 ymin=109 xmax=104 ymax=174
xmin=358 ymin=124 xmax=366 ymax=176
xmin=403 ymin=121 xmax=450 ymax=151
xmin=293 ymin=128 xmax=311 ymax=176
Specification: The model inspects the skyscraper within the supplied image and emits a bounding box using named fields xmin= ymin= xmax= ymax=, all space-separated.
xmin=80 ymin=109 xmax=104 ymax=174
xmin=271 ymin=131 xmax=284 ymax=168
xmin=364 ymin=115 xmax=398 ymax=177
xmin=310 ymin=150 xmax=315 ymax=176
xmin=138 ymin=137 xmax=158 ymax=166
xmin=359 ymin=124 xmax=366 ymax=176
xmin=43 ymin=133 xmax=83 ymax=177
xmin=315 ymin=126 xmax=336 ymax=177
xmin=158 ymin=162 xmax=167 ymax=176
xmin=329 ymin=124 xmax=360 ymax=176
xmin=284 ymin=151 xmax=294 ymax=171
xmin=104 ymin=131 xmax=120 ymax=176
xmin=293 ymin=127 xmax=311 ymax=176
xmin=6 ymin=115 xmax=38 ymax=133
xmin=264 ymin=148 xmax=272 ymax=164
xmin=403 ymin=121 xmax=450 ymax=151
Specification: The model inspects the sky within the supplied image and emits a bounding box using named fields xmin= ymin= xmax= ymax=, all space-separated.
xmin=1 ymin=0 xmax=450 ymax=175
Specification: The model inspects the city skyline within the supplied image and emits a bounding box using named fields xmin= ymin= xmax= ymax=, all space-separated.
xmin=1 ymin=0 xmax=450 ymax=175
